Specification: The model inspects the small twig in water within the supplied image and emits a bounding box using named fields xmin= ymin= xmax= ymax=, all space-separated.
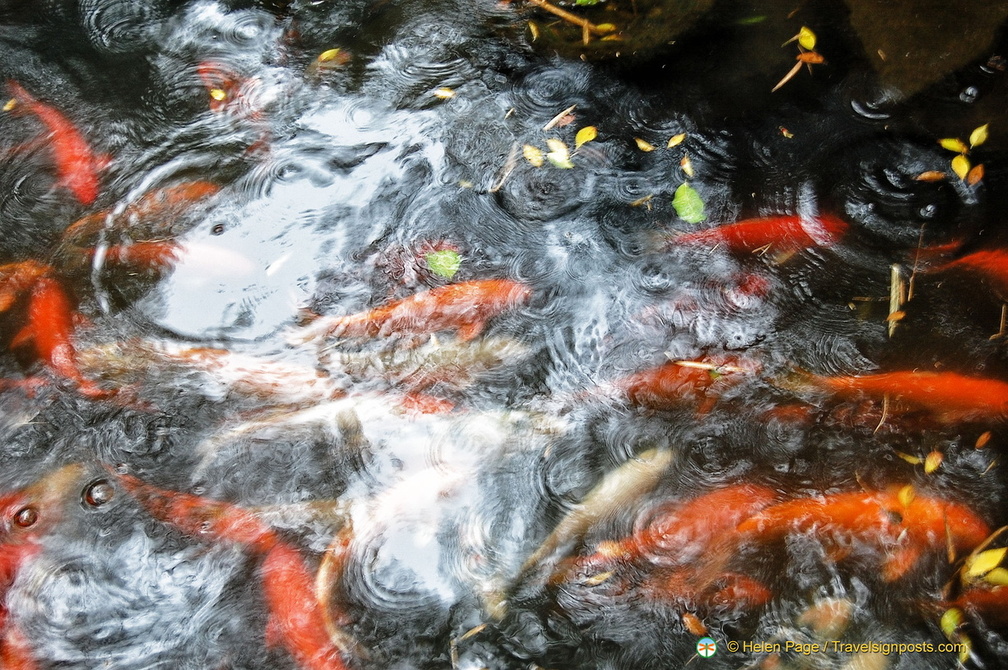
xmin=526 ymin=0 xmax=607 ymax=41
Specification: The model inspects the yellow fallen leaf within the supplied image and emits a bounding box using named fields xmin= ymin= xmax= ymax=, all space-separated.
xmin=939 ymin=137 xmax=969 ymax=154
xmin=680 ymin=154 xmax=695 ymax=178
xmin=985 ymin=567 xmax=1008 ymax=586
xmin=575 ymin=126 xmax=597 ymax=148
xmin=667 ymin=133 xmax=686 ymax=148
xmin=897 ymin=484 xmax=915 ymax=507
xmin=546 ymin=138 xmax=574 ymax=168
xmin=595 ymin=23 xmax=617 ymax=34
xmin=2 ymin=97 xmax=16 ymax=112
xmin=967 ymin=163 xmax=985 ymax=185
xmin=914 ymin=170 xmax=946 ymax=182
xmin=635 ymin=137 xmax=655 ymax=152
xmin=940 ymin=608 xmax=963 ymax=638
xmin=970 ymin=123 xmax=989 ymax=148
xmin=951 ymin=154 xmax=971 ymax=180
xmin=965 ymin=547 xmax=1007 ymax=580
xmin=528 ymin=21 xmax=539 ymax=40
xmin=209 ymin=88 xmax=227 ymax=101
xmin=317 ymin=48 xmax=342 ymax=62
xmin=522 ymin=144 xmax=544 ymax=167
xmin=924 ymin=450 xmax=943 ymax=474
xmin=433 ymin=87 xmax=455 ymax=99
xmin=798 ymin=26 xmax=817 ymax=50
xmin=896 ymin=452 xmax=922 ymax=465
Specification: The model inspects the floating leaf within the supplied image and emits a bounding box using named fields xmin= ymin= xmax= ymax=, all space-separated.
xmin=458 ymin=180 xmax=473 ymax=189
xmin=779 ymin=127 xmax=794 ymax=138
xmin=939 ymin=137 xmax=969 ymax=154
xmin=896 ymin=452 xmax=923 ymax=466
xmin=681 ymin=612 xmax=708 ymax=636
xmin=634 ymin=137 xmax=655 ymax=152
xmin=958 ymin=634 xmax=972 ymax=664
xmin=523 ymin=144 xmax=545 ymax=167
xmin=546 ymin=138 xmax=574 ymax=169
xmin=897 ymin=484 xmax=915 ymax=507
xmin=940 ymin=608 xmax=963 ymax=638
xmin=798 ymin=26 xmax=817 ymax=50
xmin=680 ymin=154 xmax=695 ymax=178
xmin=672 ymin=182 xmax=706 ymax=224
xmin=574 ymin=0 xmax=600 ymax=5
xmin=425 ymin=249 xmax=461 ymax=279
xmin=985 ymin=567 xmax=1008 ymax=586
xmin=965 ymin=547 xmax=1007 ymax=580
xmin=209 ymin=88 xmax=227 ymax=102
xmin=951 ymin=154 xmax=971 ymax=180
xmin=924 ymin=450 xmax=943 ymax=474
xmin=970 ymin=123 xmax=989 ymax=148
xmin=528 ymin=21 xmax=539 ymax=40
xmin=575 ymin=126 xmax=597 ymax=148
xmin=914 ymin=170 xmax=946 ymax=182
xmin=2 ymin=97 xmax=16 ymax=112
xmin=595 ymin=23 xmax=617 ymax=34
xmin=667 ymin=133 xmax=686 ymax=148
xmin=736 ymin=15 xmax=767 ymax=25
xmin=797 ymin=51 xmax=825 ymax=64
xmin=433 ymin=87 xmax=455 ymax=99
xmin=317 ymin=48 xmax=342 ymax=63
xmin=977 ymin=431 xmax=992 ymax=449
xmin=967 ymin=164 xmax=985 ymax=186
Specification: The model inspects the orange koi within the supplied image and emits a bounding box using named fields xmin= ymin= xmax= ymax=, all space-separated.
xmin=9 ymin=277 xmax=108 ymax=398
xmin=933 ymin=249 xmax=1008 ymax=297
xmin=807 ymin=370 xmax=1008 ymax=424
xmin=7 ymin=81 xmax=103 ymax=206
xmin=609 ymin=356 xmax=759 ymax=413
xmin=672 ymin=214 xmax=848 ymax=255
xmin=0 ymin=465 xmax=84 ymax=670
xmin=294 ymin=279 xmax=532 ymax=344
xmin=116 ymin=475 xmax=350 ymax=670
xmin=0 ymin=261 xmax=51 ymax=314
xmin=735 ymin=489 xmax=990 ymax=581
xmin=954 ymin=584 xmax=1008 ymax=629
xmin=588 ymin=484 xmax=779 ymax=568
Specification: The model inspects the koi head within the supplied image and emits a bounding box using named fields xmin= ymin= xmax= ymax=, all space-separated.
xmin=0 ymin=464 xmax=84 ymax=547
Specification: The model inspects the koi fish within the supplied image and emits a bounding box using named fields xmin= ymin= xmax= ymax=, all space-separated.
xmin=671 ymin=213 xmax=849 ymax=255
xmin=608 ymin=356 xmax=759 ymax=413
xmin=116 ymin=475 xmax=351 ymax=670
xmin=0 ymin=261 xmax=51 ymax=314
xmin=804 ymin=370 xmax=1008 ymax=424
xmin=953 ymin=584 xmax=1008 ymax=629
xmin=6 ymin=81 xmax=103 ymax=206
xmin=933 ymin=249 xmax=1008 ymax=297
xmin=60 ymin=180 xmax=221 ymax=246
xmin=291 ymin=279 xmax=533 ymax=345
xmin=196 ymin=62 xmax=270 ymax=154
xmin=9 ymin=276 xmax=108 ymax=398
xmin=735 ymin=489 xmax=990 ymax=581
xmin=576 ymin=484 xmax=779 ymax=571
xmin=0 ymin=465 xmax=85 ymax=670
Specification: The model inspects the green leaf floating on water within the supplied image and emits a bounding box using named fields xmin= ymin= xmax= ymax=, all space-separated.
xmin=575 ymin=0 xmax=601 ymax=5
xmin=426 ymin=249 xmax=461 ymax=278
xmin=672 ymin=182 xmax=706 ymax=223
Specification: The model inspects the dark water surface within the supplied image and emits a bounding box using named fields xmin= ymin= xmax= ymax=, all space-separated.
xmin=2 ymin=0 xmax=1008 ymax=668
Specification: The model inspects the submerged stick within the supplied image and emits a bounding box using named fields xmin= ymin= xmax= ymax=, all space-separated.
xmin=526 ymin=0 xmax=607 ymax=38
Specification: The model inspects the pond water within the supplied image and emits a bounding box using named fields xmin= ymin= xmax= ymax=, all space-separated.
xmin=1 ymin=0 xmax=1008 ymax=668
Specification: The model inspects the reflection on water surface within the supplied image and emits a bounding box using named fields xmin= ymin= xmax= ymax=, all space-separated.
xmin=1 ymin=0 xmax=1008 ymax=668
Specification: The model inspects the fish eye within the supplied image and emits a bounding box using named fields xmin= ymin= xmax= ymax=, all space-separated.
xmin=211 ymin=223 xmax=225 ymax=235
xmin=82 ymin=479 xmax=115 ymax=508
xmin=14 ymin=506 xmax=38 ymax=528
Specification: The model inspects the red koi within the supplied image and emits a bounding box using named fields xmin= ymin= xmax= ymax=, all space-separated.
xmin=0 ymin=261 xmax=50 ymax=314
xmin=807 ymin=370 xmax=1008 ymax=423
xmin=934 ymin=249 xmax=1008 ymax=297
xmin=7 ymin=81 xmax=103 ymax=206
xmin=116 ymin=475 xmax=350 ymax=670
xmin=295 ymin=279 xmax=532 ymax=344
xmin=0 ymin=465 xmax=84 ymax=670
xmin=9 ymin=277 xmax=108 ymax=398
xmin=735 ymin=489 xmax=990 ymax=581
xmin=608 ymin=356 xmax=759 ymax=413
xmin=672 ymin=214 xmax=849 ymax=255
xmin=954 ymin=584 xmax=1008 ymax=629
